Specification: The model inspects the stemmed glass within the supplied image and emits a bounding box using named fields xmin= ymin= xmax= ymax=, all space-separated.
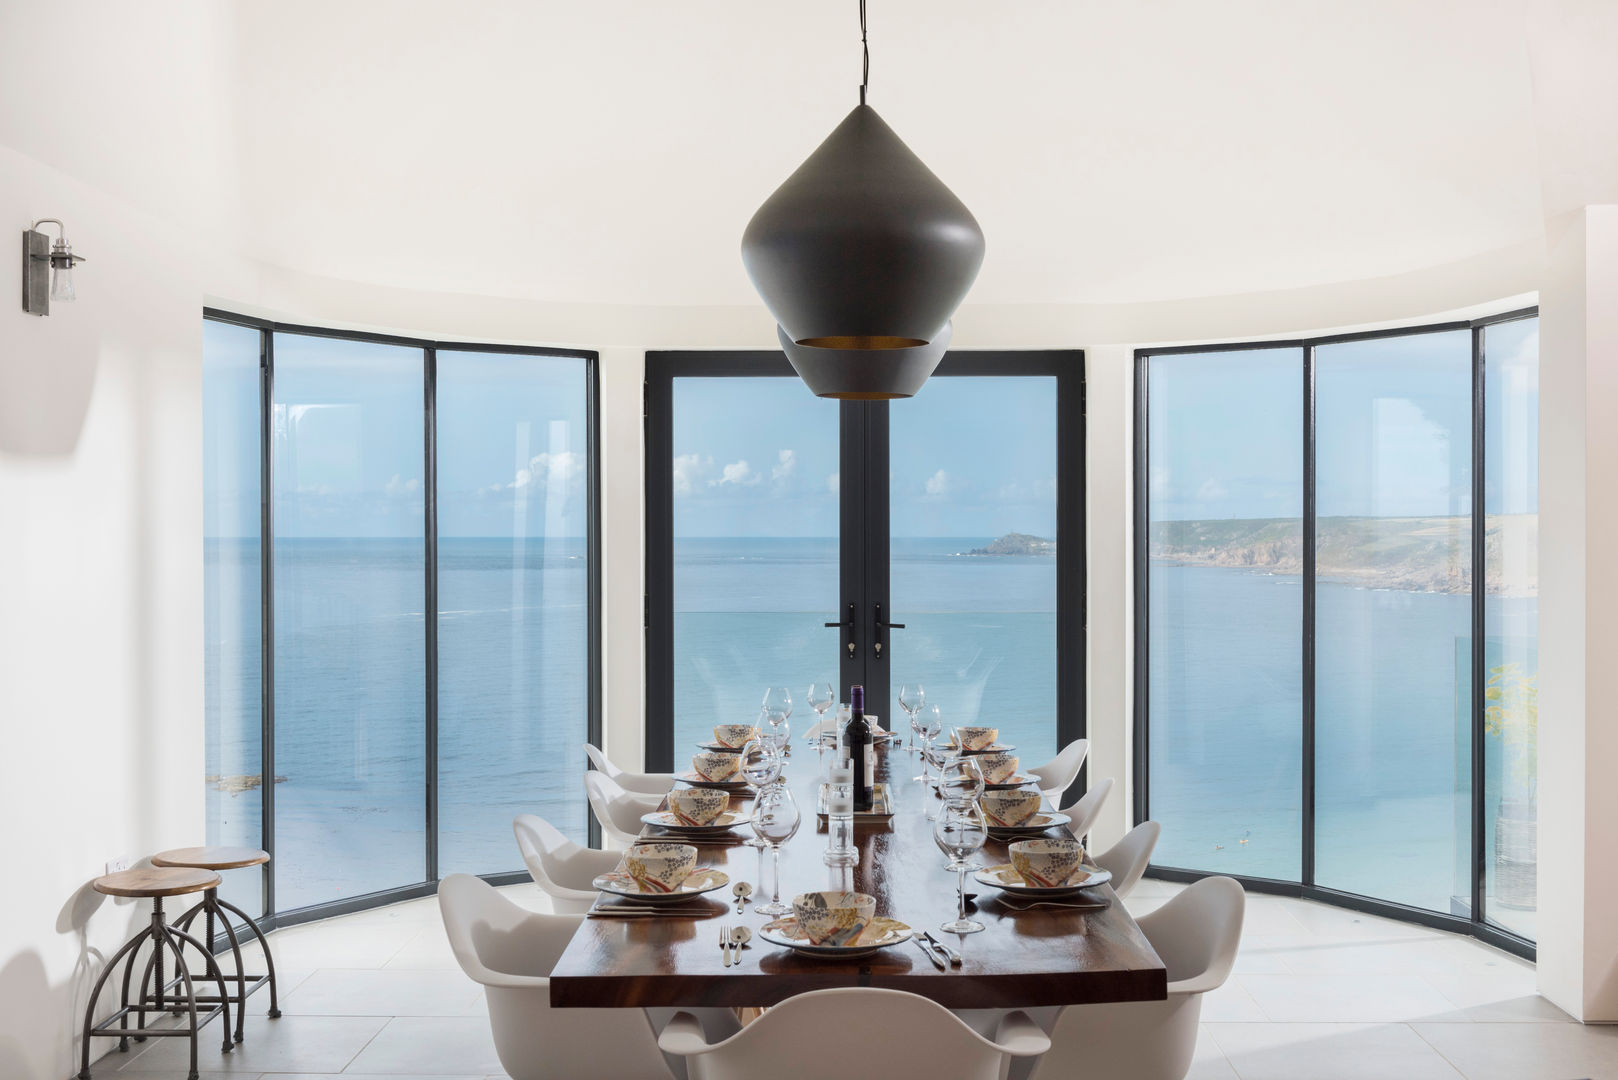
xmin=738 ymin=739 xmax=782 ymax=889
xmin=762 ymin=687 xmax=793 ymax=757
xmin=806 ymin=682 xmax=835 ymax=761
xmin=934 ymin=801 xmax=988 ymax=934
xmin=937 ymin=752 xmax=985 ymax=807
xmin=917 ymin=704 xmax=944 ymax=786
xmin=751 ymin=782 xmax=801 ymax=916
xmin=920 ymin=739 xmax=953 ymax=820
xmin=898 ymin=684 xmax=925 ymax=757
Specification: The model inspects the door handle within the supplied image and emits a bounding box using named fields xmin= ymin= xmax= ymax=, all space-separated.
xmin=873 ymin=603 xmax=904 ymax=660
xmin=825 ymin=602 xmax=856 ymax=659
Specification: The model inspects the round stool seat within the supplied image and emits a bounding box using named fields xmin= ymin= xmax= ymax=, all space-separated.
xmin=153 ymin=846 xmax=270 ymax=872
xmin=93 ymin=867 xmax=220 ymax=898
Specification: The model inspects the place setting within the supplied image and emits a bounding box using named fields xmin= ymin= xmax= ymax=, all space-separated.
xmin=759 ymin=890 xmax=915 ymax=960
xmin=974 ymin=838 xmax=1113 ymax=912
xmin=588 ymin=841 xmax=732 ymax=918
xmin=639 ymin=786 xmax=754 ymax=844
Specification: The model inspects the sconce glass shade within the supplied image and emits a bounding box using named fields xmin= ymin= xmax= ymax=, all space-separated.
xmin=50 ymin=264 xmax=75 ymax=303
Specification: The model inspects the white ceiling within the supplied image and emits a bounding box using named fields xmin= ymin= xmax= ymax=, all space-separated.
xmin=223 ymin=0 xmax=1544 ymax=308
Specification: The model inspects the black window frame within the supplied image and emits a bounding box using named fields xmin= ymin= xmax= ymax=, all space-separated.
xmin=1132 ymin=306 xmax=1539 ymax=961
xmin=202 ymin=308 xmax=602 ymax=931
xmin=643 ymin=349 xmax=1088 ymax=800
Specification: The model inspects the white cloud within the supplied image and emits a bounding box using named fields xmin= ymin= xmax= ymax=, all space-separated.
xmin=714 ymin=459 xmax=761 ymax=487
xmin=827 ymin=472 xmax=840 ymax=494
xmin=1195 ymin=477 xmax=1229 ymax=501
xmin=511 ymin=450 xmax=584 ymax=492
xmin=771 ymin=448 xmax=796 ymax=483
xmin=385 ymin=474 xmax=420 ymax=497
xmin=672 ymin=453 xmax=708 ymax=497
xmin=924 ymin=469 xmax=950 ymax=497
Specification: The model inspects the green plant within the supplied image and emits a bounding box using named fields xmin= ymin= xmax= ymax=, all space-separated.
xmin=1483 ymin=662 xmax=1538 ymax=803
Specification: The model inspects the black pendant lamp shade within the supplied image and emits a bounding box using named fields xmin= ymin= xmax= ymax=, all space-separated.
xmin=742 ymin=103 xmax=985 ymax=399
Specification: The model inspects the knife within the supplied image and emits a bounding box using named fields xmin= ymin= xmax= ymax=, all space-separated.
xmin=912 ymin=935 xmax=947 ymax=970
xmin=925 ymin=930 xmax=963 ymax=966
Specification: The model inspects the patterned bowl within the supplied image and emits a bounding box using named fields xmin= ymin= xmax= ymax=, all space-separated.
xmin=954 ymin=726 xmax=999 ymax=752
xmin=623 ymin=843 xmax=698 ymax=893
xmin=981 ymin=788 xmax=1043 ymax=827
xmin=1009 ymin=838 xmax=1085 ymax=889
xmin=714 ymin=724 xmax=759 ymax=748
xmin=666 ymin=787 xmax=730 ymax=826
xmin=975 ymin=751 xmax=1021 ymax=785
xmin=692 ymin=750 xmax=742 ymax=782
xmin=792 ymin=891 xmax=877 ymax=947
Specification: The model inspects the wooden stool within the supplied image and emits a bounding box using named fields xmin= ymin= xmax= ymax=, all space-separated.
xmin=150 ymin=846 xmax=281 ymax=1043
xmin=79 ymin=867 xmax=233 ymax=1080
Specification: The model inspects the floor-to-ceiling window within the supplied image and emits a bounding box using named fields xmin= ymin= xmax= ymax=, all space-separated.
xmin=1136 ymin=310 xmax=1539 ymax=955
xmin=202 ymin=313 xmax=598 ymax=921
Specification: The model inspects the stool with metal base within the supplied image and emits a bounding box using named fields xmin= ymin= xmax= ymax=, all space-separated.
xmin=147 ymin=846 xmax=281 ymax=1044
xmin=79 ymin=867 xmax=233 ymax=1080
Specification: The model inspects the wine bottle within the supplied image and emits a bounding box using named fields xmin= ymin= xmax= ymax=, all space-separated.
xmin=848 ymin=684 xmax=875 ymax=811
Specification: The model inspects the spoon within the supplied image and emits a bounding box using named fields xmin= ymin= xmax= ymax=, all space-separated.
xmin=732 ymin=881 xmax=753 ymax=913
xmin=729 ymin=925 xmax=753 ymax=951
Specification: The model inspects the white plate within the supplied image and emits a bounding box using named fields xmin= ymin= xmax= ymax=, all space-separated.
xmin=973 ymin=862 xmax=1112 ymax=898
xmin=640 ymin=809 xmax=752 ymax=832
xmin=675 ymin=771 xmax=752 ymax=790
xmin=944 ymin=742 xmax=1016 ymax=755
xmin=984 ymin=810 xmax=1070 ymax=834
xmin=695 ymin=741 xmax=747 ymax=753
xmin=592 ymin=866 xmax=730 ymax=903
xmin=759 ymin=915 xmax=914 ymax=958
xmin=982 ymin=773 xmax=1041 ymax=790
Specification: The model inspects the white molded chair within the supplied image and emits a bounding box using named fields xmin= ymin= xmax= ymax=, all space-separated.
xmin=659 ymin=987 xmax=1049 ymax=1080
xmin=1058 ymin=777 xmax=1114 ymax=841
xmin=585 ymin=742 xmax=678 ymax=796
xmin=438 ymin=873 xmax=679 ymax=1080
xmin=1028 ymin=738 xmax=1089 ymax=804
xmin=513 ymin=813 xmax=622 ymax=914
xmin=585 ymin=771 xmax=663 ymax=847
xmin=1092 ymin=820 xmax=1161 ymax=901
xmin=1023 ymin=876 xmax=1244 ymax=1080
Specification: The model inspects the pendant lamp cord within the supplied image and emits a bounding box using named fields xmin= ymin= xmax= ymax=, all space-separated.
xmin=859 ymin=0 xmax=869 ymax=105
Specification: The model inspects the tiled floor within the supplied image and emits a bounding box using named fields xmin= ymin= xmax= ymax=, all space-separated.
xmin=94 ymin=877 xmax=1616 ymax=1079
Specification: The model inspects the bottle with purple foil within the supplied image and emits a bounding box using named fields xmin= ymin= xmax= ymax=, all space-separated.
xmin=847 ymin=684 xmax=876 ymax=812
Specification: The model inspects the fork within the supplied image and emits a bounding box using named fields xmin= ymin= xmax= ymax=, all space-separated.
xmin=721 ymin=923 xmax=732 ymax=967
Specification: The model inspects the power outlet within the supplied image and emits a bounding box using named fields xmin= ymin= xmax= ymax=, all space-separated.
xmin=105 ymin=855 xmax=132 ymax=874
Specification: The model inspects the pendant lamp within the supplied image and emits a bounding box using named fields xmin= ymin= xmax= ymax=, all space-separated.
xmin=742 ymin=2 xmax=984 ymax=399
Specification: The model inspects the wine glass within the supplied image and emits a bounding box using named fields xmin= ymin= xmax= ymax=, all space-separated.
xmin=762 ymin=707 xmax=792 ymax=757
xmin=806 ymin=681 xmax=834 ymax=744
xmin=898 ymin=684 xmax=925 ymax=756
xmin=751 ymin=782 xmax=802 ymax=916
xmin=934 ymin=801 xmax=988 ymax=934
xmin=920 ymin=739 xmax=954 ymax=820
xmin=762 ymin=686 xmax=793 ymax=726
xmin=937 ymin=753 xmax=985 ymax=807
xmin=917 ymin=704 xmax=944 ymax=785
xmin=738 ymin=738 xmax=781 ymax=883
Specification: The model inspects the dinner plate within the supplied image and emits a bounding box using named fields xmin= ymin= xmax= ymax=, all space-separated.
xmin=695 ymin=741 xmax=747 ymax=753
xmin=984 ymin=810 xmax=1070 ymax=835
xmin=944 ymin=741 xmax=1016 ymax=755
xmin=973 ymin=862 xmax=1112 ymax=898
xmin=759 ymin=915 xmax=914 ymax=958
xmin=639 ymin=809 xmax=753 ymax=832
xmin=592 ymin=866 xmax=730 ymax=903
xmin=982 ymin=773 xmax=1041 ymax=790
xmin=675 ymin=771 xmax=753 ymax=791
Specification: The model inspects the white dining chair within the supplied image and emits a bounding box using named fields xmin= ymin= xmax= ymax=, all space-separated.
xmin=584 ymin=771 xmax=664 ymax=847
xmin=1022 ymin=876 xmax=1244 ymax=1080
xmin=1028 ymin=738 xmax=1089 ymax=804
xmin=659 ymin=987 xmax=1049 ymax=1080
xmin=437 ymin=873 xmax=679 ymax=1080
xmin=1057 ymin=776 xmax=1114 ymax=841
xmin=585 ymin=742 xmax=678 ymax=796
xmin=1092 ymin=820 xmax=1161 ymax=901
xmin=513 ymin=813 xmax=622 ymax=914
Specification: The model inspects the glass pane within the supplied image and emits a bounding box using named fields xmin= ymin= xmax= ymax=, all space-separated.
xmin=888 ymin=377 xmax=1059 ymax=770
xmin=203 ymin=320 xmax=264 ymax=916
xmin=1315 ymin=330 xmax=1472 ymax=912
xmin=436 ymin=350 xmax=591 ymax=874
xmin=1148 ymin=349 xmax=1304 ymax=879
xmin=672 ymin=378 xmax=840 ymax=758
xmin=1483 ymin=318 xmax=1538 ymax=940
xmin=272 ymin=333 xmax=426 ymax=909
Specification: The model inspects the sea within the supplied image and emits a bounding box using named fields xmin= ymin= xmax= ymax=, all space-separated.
xmin=205 ymin=536 xmax=1536 ymax=932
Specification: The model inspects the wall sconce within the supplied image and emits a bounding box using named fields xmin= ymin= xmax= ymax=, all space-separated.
xmin=22 ymin=219 xmax=85 ymax=316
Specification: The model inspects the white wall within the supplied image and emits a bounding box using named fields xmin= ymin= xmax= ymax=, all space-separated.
xmin=0 ymin=145 xmax=206 ymax=1080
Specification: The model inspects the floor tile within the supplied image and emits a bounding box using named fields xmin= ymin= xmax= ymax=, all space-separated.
xmin=1412 ymin=1020 xmax=1618 ymax=1079
xmin=343 ymin=1016 xmax=502 ymax=1075
xmin=258 ymin=924 xmax=416 ymax=969
xmin=114 ymin=1014 xmax=386 ymax=1073
xmin=281 ymin=969 xmax=483 ymax=1016
xmin=1207 ymin=1021 xmax=1464 ymax=1080
xmin=1188 ymin=1025 xmax=1240 ymax=1079
xmin=1239 ymin=974 xmax=1459 ymax=1023
xmin=1202 ymin=980 xmax=1269 ymax=1021
xmin=382 ymin=926 xmax=464 ymax=971
xmin=1231 ymin=934 xmax=1298 ymax=974
xmin=1418 ymin=972 xmax=1572 ymax=1023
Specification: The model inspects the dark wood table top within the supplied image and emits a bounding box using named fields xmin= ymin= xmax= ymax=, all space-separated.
xmin=550 ymin=742 xmax=1166 ymax=1009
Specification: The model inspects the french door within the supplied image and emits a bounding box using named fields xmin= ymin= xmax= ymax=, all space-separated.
xmin=645 ymin=351 xmax=1086 ymax=794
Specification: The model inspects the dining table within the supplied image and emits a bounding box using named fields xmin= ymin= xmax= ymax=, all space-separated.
xmin=549 ymin=738 xmax=1167 ymax=1010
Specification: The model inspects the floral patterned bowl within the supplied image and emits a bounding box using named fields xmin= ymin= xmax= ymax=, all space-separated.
xmin=623 ymin=843 xmax=698 ymax=893
xmin=791 ymin=891 xmax=877 ymax=946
